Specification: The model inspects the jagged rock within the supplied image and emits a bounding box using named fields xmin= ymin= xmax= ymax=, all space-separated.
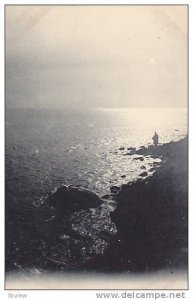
xmin=140 ymin=166 xmax=146 ymax=170
xmin=119 ymin=147 xmax=125 ymax=151
xmin=127 ymin=147 xmax=136 ymax=150
xmin=110 ymin=186 xmax=121 ymax=194
xmin=139 ymin=171 xmax=148 ymax=177
xmin=133 ymin=156 xmax=144 ymax=161
xmin=126 ymin=147 xmax=136 ymax=155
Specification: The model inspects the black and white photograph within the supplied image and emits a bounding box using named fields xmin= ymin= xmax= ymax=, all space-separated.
xmin=5 ymin=4 xmax=188 ymax=290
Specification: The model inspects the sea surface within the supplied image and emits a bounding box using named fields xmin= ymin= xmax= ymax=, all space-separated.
xmin=5 ymin=107 xmax=187 ymax=201
xmin=5 ymin=107 xmax=187 ymax=273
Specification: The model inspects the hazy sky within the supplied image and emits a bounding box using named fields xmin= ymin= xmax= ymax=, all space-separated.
xmin=6 ymin=5 xmax=187 ymax=108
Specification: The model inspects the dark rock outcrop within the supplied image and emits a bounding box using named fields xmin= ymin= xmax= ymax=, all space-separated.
xmin=139 ymin=171 xmax=148 ymax=177
xmin=110 ymin=186 xmax=121 ymax=194
xmin=127 ymin=147 xmax=136 ymax=155
xmin=140 ymin=166 xmax=146 ymax=170
xmin=103 ymin=137 xmax=188 ymax=271
xmin=127 ymin=147 xmax=136 ymax=151
xmin=46 ymin=185 xmax=102 ymax=216
xmin=133 ymin=156 xmax=144 ymax=161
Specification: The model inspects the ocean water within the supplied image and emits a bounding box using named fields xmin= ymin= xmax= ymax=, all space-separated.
xmin=5 ymin=107 xmax=187 ymax=202
xmin=5 ymin=107 xmax=187 ymax=272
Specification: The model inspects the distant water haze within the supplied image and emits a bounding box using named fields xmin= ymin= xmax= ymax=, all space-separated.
xmin=6 ymin=6 xmax=187 ymax=109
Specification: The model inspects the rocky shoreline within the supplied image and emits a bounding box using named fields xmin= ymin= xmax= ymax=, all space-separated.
xmin=97 ymin=137 xmax=188 ymax=271
xmin=6 ymin=137 xmax=188 ymax=273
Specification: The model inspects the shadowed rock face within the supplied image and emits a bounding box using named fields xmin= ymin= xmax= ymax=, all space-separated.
xmin=102 ymin=138 xmax=188 ymax=271
xmin=46 ymin=185 xmax=102 ymax=216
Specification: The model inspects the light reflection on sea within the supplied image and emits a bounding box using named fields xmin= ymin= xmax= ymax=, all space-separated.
xmin=5 ymin=107 xmax=187 ymax=199
xmin=5 ymin=107 xmax=187 ymax=272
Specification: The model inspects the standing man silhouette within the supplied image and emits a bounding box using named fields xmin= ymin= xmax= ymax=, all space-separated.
xmin=152 ymin=132 xmax=159 ymax=147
